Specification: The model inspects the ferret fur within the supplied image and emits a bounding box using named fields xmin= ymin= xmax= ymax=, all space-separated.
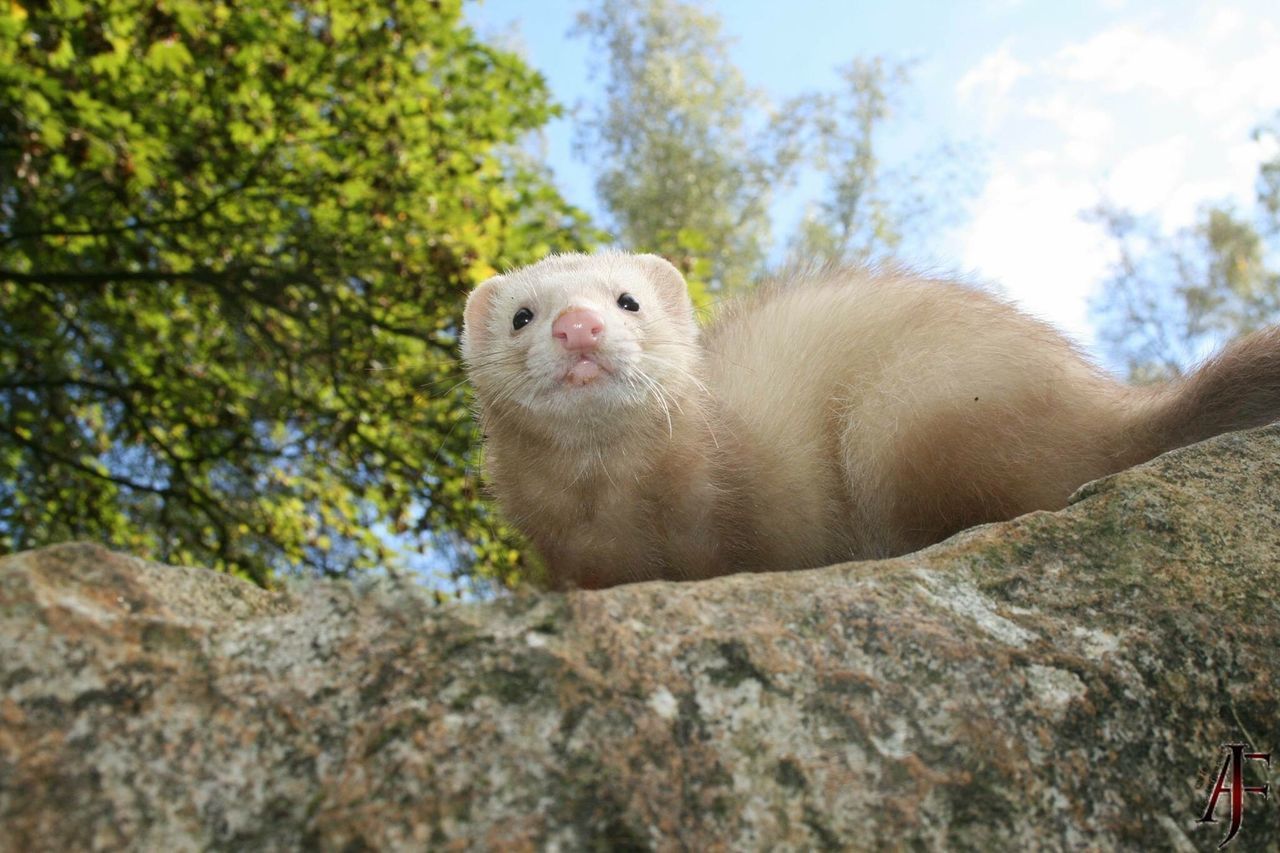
xmin=461 ymin=251 xmax=1280 ymax=589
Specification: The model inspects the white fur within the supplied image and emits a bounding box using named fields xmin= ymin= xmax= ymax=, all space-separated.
xmin=463 ymin=252 xmax=698 ymax=442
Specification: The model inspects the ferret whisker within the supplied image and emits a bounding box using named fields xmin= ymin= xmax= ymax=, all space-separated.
xmin=641 ymin=353 xmax=712 ymax=398
xmin=639 ymin=372 xmax=675 ymax=438
xmin=431 ymin=409 xmax=478 ymax=467
xmin=644 ymin=368 xmax=684 ymax=415
xmin=418 ymin=376 xmax=476 ymax=397
xmin=597 ymin=445 xmax=618 ymax=488
xmin=633 ymin=367 xmax=674 ymax=437
xmin=637 ymin=355 xmax=730 ymax=447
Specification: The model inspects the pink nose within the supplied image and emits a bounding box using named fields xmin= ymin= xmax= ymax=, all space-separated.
xmin=552 ymin=308 xmax=604 ymax=352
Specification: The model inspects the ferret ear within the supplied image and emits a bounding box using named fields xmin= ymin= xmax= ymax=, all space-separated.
xmin=462 ymin=274 xmax=504 ymax=355
xmin=633 ymin=253 xmax=692 ymax=317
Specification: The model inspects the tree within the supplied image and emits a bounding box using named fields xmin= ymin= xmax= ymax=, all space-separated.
xmin=1091 ymin=118 xmax=1280 ymax=382
xmin=783 ymin=58 xmax=904 ymax=266
xmin=781 ymin=58 xmax=973 ymax=269
xmin=0 ymin=0 xmax=594 ymax=585
xmin=571 ymin=0 xmax=787 ymax=297
xmin=572 ymin=0 xmax=967 ymax=292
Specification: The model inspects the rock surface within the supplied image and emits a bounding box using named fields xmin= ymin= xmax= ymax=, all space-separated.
xmin=3 ymin=427 xmax=1280 ymax=851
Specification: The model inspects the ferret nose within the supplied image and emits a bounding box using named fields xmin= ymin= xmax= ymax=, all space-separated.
xmin=552 ymin=308 xmax=605 ymax=352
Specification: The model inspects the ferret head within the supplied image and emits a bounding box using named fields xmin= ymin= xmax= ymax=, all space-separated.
xmin=462 ymin=252 xmax=700 ymax=434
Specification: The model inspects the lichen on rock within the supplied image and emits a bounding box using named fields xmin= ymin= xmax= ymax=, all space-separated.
xmin=2 ymin=426 xmax=1279 ymax=850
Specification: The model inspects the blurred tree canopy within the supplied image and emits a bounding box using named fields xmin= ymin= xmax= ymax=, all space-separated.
xmin=782 ymin=58 xmax=912 ymax=267
xmin=572 ymin=0 xmax=777 ymax=298
xmin=571 ymin=0 xmax=965 ymax=298
xmin=1092 ymin=117 xmax=1280 ymax=382
xmin=0 ymin=0 xmax=594 ymax=585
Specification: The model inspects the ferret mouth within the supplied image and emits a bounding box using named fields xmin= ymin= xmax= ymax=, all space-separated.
xmin=560 ymin=354 xmax=611 ymax=387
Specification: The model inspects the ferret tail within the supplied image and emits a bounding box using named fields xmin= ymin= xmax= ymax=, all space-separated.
xmin=1142 ymin=326 xmax=1280 ymax=454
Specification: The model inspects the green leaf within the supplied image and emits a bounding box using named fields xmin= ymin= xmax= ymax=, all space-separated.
xmin=0 ymin=0 xmax=595 ymax=588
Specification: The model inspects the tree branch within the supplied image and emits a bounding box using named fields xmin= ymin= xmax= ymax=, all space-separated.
xmin=1 ymin=268 xmax=223 ymax=286
xmin=6 ymin=426 xmax=172 ymax=496
xmin=1 ymin=137 xmax=282 ymax=247
xmin=0 ymin=376 xmax=137 ymax=394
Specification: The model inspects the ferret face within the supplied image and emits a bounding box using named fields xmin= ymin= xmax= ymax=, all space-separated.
xmin=462 ymin=252 xmax=700 ymax=429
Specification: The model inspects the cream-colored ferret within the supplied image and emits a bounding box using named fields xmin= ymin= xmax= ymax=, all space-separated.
xmin=462 ymin=252 xmax=1280 ymax=589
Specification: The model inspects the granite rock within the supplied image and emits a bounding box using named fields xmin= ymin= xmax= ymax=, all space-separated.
xmin=3 ymin=426 xmax=1279 ymax=851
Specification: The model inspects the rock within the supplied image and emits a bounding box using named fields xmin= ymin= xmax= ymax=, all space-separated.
xmin=3 ymin=426 xmax=1280 ymax=851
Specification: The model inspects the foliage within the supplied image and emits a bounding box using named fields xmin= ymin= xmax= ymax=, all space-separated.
xmin=572 ymin=0 xmax=967 ymax=295
xmin=783 ymin=59 xmax=910 ymax=266
xmin=0 ymin=0 xmax=594 ymax=585
xmin=571 ymin=0 xmax=780 ymax=299
xmin=1091 ymin=119 xmax=1280 ymax=382
xmin=782 ymin=59 xmax=973 ymax=268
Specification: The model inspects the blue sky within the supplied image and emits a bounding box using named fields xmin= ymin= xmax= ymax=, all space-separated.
xmin=467 ymin=0 xmax=1280 ymax=353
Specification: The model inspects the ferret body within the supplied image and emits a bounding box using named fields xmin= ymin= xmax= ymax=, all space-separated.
xmin=462 ymin=252 xmax=1280 ymax=589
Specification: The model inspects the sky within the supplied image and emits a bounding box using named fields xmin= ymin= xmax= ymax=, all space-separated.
xmin=467 ymin=0 xmax=1280 ymax=358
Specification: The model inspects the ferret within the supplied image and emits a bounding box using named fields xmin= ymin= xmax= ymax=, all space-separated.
xmin=461 ymin=251 xmax=1280 ymax=589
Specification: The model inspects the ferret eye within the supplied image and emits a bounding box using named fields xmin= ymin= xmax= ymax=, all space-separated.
xmin=512 ymin=307 xmax=534 ymax=331
xmin=617 ymin=293 xmax=640 ymax=312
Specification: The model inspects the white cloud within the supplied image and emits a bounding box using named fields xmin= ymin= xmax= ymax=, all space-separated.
xmin=947 ymin=3 xmax=1280 ymax=352
xmin=1206 ymin=7 xmax=1243 ymax=40
xmin=1103 ymin=135 xmax=1191 ymax=216
xmin=1157 ymin=138 xmax=1270 ymax=228
xmin=956 ymin=43 xmax=1029 ymax=129
xmin=961 ymin=171 xmax=1111 ymax=345
xmin=1194 ymin=28 xmax=1280 ymax=129
xmin=1055 ymin=26 xmax=1207 ymax=99
xmin=1024 ymin=94 xmax=1114 ymax=167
